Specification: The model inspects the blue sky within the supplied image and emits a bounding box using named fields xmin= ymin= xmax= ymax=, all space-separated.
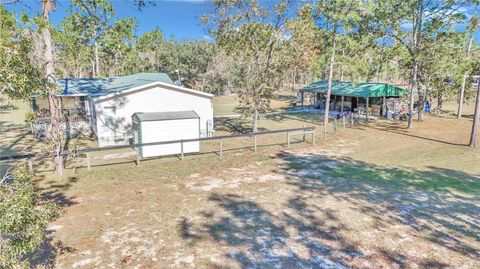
xmin=5 ymin=0 xmax=480 ymax=42
xmin=6 ymin=0 xmax=212 ymax=41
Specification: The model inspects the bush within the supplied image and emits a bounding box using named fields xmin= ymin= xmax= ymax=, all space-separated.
xmin=24 ymin=111 xmax=37 ymax=123
xmin=0 ymin=167 xmax=59 ymax=268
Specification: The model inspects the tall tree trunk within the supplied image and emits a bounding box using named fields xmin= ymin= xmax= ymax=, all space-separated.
xmin=324 ymin=29 xmax=336 ymax=138
xmin=340 ymin=49 xmax=345 ymax=81
xmin=94 ymin=38 xmax=100 ymax=77
xmin=469 ymin=79 xmax=480 ymax=148
xmin=408 ymin=6 xmax=423 ymax=129
xmin=376 ymin=40 xmax=385 ymax=83
xmin=417 ymin=93 xmax=425 ymax=121
xmin=42 ymin=0 xmax=63 ymax=174
xmin=458 ymin=34 xmax=474 ymax=119
xmin=437 ymin=94 xmax=443 ymax=109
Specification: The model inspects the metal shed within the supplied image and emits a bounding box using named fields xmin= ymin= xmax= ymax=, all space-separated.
xmin=132 ymin=111 xmax=200 ymax=158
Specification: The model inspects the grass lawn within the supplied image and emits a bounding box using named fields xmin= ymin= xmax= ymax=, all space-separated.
xmin=213 ymin=95 xmax=296 ymax=116
xmin=1 ymin=98 xmax=479 ymax=268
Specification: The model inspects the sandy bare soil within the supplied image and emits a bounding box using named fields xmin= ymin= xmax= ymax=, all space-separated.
xmin=34 ymin=135 xmax=479 ymax=268
xmin=2 ymin=99 xmax=478 ymax=268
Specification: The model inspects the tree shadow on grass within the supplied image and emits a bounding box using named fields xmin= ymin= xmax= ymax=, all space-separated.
xmin=215 ymin=117 xmax=267 ymax=134
xmin=22 ymin=175 xmax=80 ymax=267
xmin=276 ymin=152 xmax=480 ymax=260
xmin=193 ymin=193 xmax=355 ymax=268
xmin=26 ymin=232 xmax=75 ymax=269
xmin=179 ymin=152 xmax=479 ymax=268
xmin=35 ymin=175 xmax=80 ymax=207
xmin=365 ymin=120 xmax=468 ymax=146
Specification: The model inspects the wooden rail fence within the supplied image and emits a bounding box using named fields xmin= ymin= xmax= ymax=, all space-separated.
xmin=1 ymin=126 xmax=319 ymax=174
xmin=2 ymin=114 xmax=358 ymax=175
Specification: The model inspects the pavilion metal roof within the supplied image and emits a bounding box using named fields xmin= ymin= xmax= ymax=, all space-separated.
xmin=300 ymin=80 xmax=407 ymax=98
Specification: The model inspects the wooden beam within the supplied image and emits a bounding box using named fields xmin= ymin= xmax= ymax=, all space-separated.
xmin=382 ymin=96 xmax=386 ymax=117
xmin=301 ymin=91 xmax=304 ymax=109
xmin=366 ymin=97 xmax=370 ymax=121
xmin=341 ymin=96 xmax=344 ymax=112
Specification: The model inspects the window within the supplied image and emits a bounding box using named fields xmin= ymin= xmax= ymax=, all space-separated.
xmin=105 ymin=116 xmax=115 ymax=127
xmin=104 ymin=106 xmax=116 ymax=115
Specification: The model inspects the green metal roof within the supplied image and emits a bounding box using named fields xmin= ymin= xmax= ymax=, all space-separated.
xmin=57 ymin=73 xmax=174 ymax=98
xmin=301 ymin=80 xmax=407 ymax=98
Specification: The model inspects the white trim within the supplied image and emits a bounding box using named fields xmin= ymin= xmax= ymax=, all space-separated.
xmin=56 ymin=93 xmax=89 ymax=97
xmin=92 ymin=81 xmax=213 ymax=103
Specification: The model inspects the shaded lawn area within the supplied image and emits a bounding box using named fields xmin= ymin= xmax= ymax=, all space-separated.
xmin=2 ymin=98 xmax=479 ymax=268
xmin=27 ymin=111 xmax=480 ymax=268
xmin=213 ymin=95 xmax=296 ymax=116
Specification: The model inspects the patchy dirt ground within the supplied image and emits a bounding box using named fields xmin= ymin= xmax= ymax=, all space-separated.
xmin=3 ymin=99 xmax=478 ymax=268
xmin=34 ymin=133 xmax=479 ymax=268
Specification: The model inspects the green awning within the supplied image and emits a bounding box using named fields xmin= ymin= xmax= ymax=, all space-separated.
xmin=300 ymin=80 xmax=407 ymax=98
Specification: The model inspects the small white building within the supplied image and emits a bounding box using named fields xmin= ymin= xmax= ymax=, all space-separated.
xmin=132 ymin=111 xmax=200 ymax=158
xmin=31 ymin=73 xmax=214 ymax=147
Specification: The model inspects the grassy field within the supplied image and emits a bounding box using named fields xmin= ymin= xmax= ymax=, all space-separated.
xmin=213 ymin=95 xmax=295 ymax=116
xmin=1 ymin=98 xmax=479 ymax=268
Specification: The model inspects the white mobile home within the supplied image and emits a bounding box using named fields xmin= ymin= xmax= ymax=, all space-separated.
xmin=132 ymin=111 xmax=200 ymax=158
xmin=30 ymin=73 xmax=214 ymax=147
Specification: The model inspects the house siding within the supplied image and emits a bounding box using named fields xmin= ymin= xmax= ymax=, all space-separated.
xmin=94 ymin=85 xmax=213 ymax=147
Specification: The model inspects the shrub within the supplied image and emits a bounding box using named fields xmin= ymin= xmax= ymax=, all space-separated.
xmin=0 ymin=167 xmax=59 ymax=268
xmin=24 ymin=111 xmax=37 ymax=123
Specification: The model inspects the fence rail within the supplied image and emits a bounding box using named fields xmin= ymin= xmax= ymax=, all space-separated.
xmin=2 ymin=114 xmax=359 ymax=175
xmin=0 ymin=127 xmax=316 ymax=162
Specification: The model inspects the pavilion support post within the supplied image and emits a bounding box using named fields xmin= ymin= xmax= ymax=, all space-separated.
xmin=382 ymin=96 xmax=386 ymax=117
xmin=341 ymin=96 xmax=344 ymax=112
xmin=366 ymin=97 xmax=370 ymax=121
xmin=301 ymin=91 xmax=304 ymax=110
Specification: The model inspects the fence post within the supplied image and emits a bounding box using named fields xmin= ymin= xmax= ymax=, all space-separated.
xmin=219 ymin=139 xmax=223 ymax=157
xmin=86 ymin=152 xmax=91 ymax=171
xmin=287 ymin=132 xmax=290 ymax=148
xmin=28 ymin=157 xmax=33 ymax=176
xmin=350 ymin=114 xmax=354 ymax=126
xmin=333 ymin=118 xmax=337 ymax=134
xmin=342 ymin=116 xmax=346 ymax=128
xmin=136 ymin=154 xmax=141 ymax=166
xmin=302 ymin=124 xmax=306 ymax=141
xmin=181 ymin=140 xmax=184 ymax=160
xmin=253 ymin=135 xmax=257 ymax=152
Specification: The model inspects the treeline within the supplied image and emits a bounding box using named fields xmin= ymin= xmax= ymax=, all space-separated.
xmin=1 ymin=1 xmax=478 ymax=102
